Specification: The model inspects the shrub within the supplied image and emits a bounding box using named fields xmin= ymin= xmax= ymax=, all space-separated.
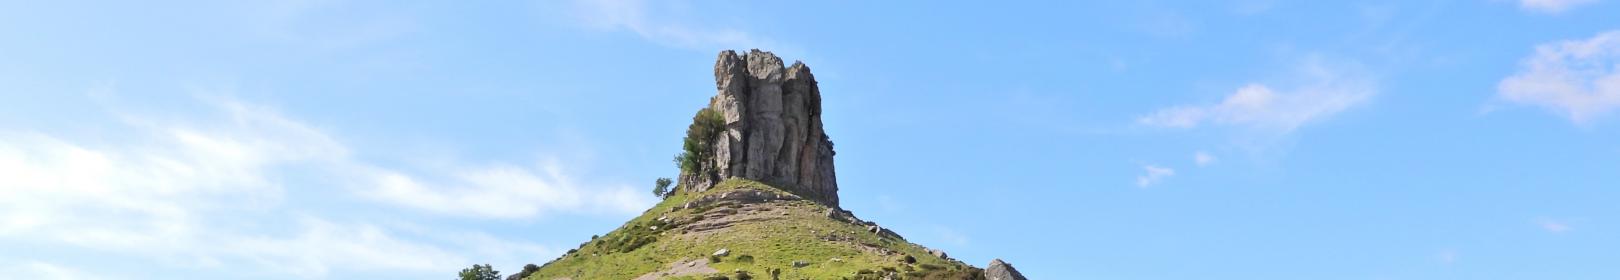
xmin=511 ymin=264 xmax=540 ymax=280
xmin=735 ymin=270 xmax=754 ymax=280
xmin=735 ymin=254 xmax=755 ymax=263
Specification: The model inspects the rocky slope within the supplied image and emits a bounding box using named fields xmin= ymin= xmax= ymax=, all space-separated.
xmin=524 ymin=50 xmax=1026 ymax=279
xmin=528 ymin=179 xmax=980 ymax=279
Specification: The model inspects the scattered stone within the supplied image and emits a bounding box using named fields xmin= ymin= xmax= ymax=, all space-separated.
xmin=985 ymin=259 xmax=1028 ymax=280
xmin=926 ymin=248 xmax=948 ymax=259
xmin=713 ymin=248 xmax=730 ymax=257
xmin=791 ymin=260 xmax=811 ymax=268
xmin=674 ymin=189 xmax=803 ymax=211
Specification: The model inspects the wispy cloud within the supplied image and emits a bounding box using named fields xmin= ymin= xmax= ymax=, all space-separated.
xmin=0 ymin=93 xmax=640 ymax=277
xmin=933 ymin=226 xmax=971 ymax=247
xmin=0 ymin=261 xmax=101 ymax=280
xmin=362 ymin=161 xmax=653 ymax=218
xmin=1138 ymin=57 xmax=1376 ymax=132
xmin=1518 ymin=0 xmax=1599 ymax=13
xmin=565 ymin=0 xmax=780 ymax=51
xmin=1194 ymin=151 xmax=1217 ymax=167
xmin=1437 ymin=249 xmax=1459 ymax=264
xmin=1537 ymin=218 xmax=1575 ymax=233
xmin=1135 ymin=165 xmax=1176 ymax=187
xmin=1496 ymin=30 xmax=1620 ymax=123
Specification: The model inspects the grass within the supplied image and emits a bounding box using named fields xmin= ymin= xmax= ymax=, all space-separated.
xmin=527 ymin=179 xmax=980 ymax=280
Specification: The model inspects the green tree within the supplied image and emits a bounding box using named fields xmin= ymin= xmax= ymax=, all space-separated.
xmin=653 ymin=177 xmax=673 ymax=198
xmin=676 ymin=108 xmax=726 ymax=176
xmin=458 ymin=264 xmax=500 ymax=280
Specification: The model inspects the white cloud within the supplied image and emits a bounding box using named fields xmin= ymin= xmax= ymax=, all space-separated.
xmin=1135 ymin=165 xmax=1176 ymax=187
xmin=567 ymin=0 xmax=777 ymax=51
xmin=1497 ymin=30 xmax=1620 ymax=123
xmin=1519 ymin=0 xmax=1598 ymax=13
xmin=1194 ymin=151 xmax=1217 ymax=167
xmin=0 ymin=95 xmax=642 ymax=278
xmin=1139 ymin=58 xmax=1375 ymax=132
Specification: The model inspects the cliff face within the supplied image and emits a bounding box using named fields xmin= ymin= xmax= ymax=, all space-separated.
xmin=695 ymin=49 xmax=839 ymax=207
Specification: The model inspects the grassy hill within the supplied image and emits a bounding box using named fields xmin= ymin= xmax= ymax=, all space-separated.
xmin=527 ymin=179 xmax=982 ymax=280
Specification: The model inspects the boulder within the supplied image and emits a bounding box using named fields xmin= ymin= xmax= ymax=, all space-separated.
xmin=985 ymin=259 xmax=1028 ymax=280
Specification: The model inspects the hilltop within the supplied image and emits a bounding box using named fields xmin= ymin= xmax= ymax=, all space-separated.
xmin=518 ymin=50 xmax=1027 ymax=280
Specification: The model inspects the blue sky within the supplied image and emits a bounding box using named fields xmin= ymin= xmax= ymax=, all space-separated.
xmin=3 ymin=0 xmax=1620 ymax=279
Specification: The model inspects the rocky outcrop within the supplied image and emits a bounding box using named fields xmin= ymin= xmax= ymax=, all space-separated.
xmin=691 ymin=49 xmax=839 ymax=207
xmin=985 ymin=259 xmax=1028 ymax=280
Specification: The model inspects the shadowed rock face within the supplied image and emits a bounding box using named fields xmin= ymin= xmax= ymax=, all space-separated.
xmin=696 ymin=49 xmax=839 ymax=207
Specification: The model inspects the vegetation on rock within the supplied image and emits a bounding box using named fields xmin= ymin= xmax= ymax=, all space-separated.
xmin=674 ymin=107 xmax=726 ymax=179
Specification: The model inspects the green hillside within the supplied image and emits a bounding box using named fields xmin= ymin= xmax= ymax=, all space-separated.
xmin=527 ymin=179 xmax=982 ymax=280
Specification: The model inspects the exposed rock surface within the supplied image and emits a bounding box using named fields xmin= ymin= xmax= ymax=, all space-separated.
xmin=689 ymin=49 xmax=839 ymax=207
xmin=674 ymin=188 xmax=801 ymax=212
xmin=985 ymin=259 xmax=1029 ymax=280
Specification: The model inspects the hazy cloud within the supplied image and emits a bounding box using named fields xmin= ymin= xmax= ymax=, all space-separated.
xmin=0 ymin=262 xmax=101 ymax=280
xmin=1538 ymin=218 xmax=1574 ymax=233
xmin=1194 ymin=151 xmax=1217 ymax=167
xmin=1519 ymin=0 xmax=1598 ymax=13
xmin=566 ymin=0 xmax=779 ymax=51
